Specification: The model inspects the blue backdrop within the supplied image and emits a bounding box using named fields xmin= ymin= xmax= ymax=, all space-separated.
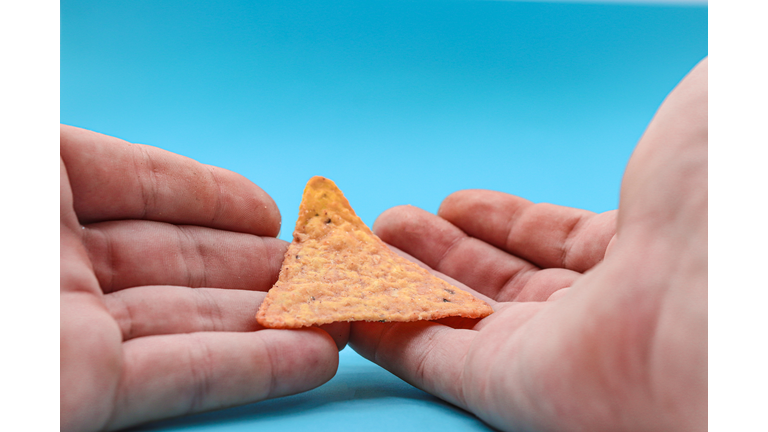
xmin=61 ymin=0 xmax=707 ymax=241
xmin=61 ymin=1 xmax=707 ymax=430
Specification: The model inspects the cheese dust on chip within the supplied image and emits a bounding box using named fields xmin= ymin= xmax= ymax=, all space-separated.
xmin=256 ymin=176 xmax=493 ymax=328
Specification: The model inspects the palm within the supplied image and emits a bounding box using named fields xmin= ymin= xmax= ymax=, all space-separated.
xmin=351 ymin=190 xmax=618 ymax=426
xmin=349 ymin=59 xmax=707 ymax=431
xmin=60 ymin=126 xmax=344 ymax=432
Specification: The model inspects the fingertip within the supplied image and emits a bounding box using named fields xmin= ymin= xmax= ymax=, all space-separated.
xmin=251 ymin=185 xmax=282 ymax=238
xmin=261 ymin=327 xmax=341 ymax=397
xmin=302 ymin=327 xmax=342 ymax=382
xmin=547 ymin=287 xmax=571 ymax=302
xmin=372 ymin=205 xmax=408 ymax=230
xmin=216 ymin=168 xmax=283 ymax=238
xmin=348 ymin=321 xmax=390 ymax=361
xmin=264 ymin=237 xmax=291 ymax=287
xmin=437 ymin=189 xmax=495 ymax=220
xmin=372 ymin=204 xmax=422 ymax=239
xmin=318 ymin=322 xmax=351 ymax=352
xmin=436 ymin=189 xmax=470 ymax=219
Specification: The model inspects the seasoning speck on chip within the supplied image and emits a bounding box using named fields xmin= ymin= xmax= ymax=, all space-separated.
xmin=256 ymin=176 xmax=494 ymax=328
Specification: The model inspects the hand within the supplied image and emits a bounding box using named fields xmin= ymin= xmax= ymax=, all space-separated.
xmin=349 ymin=58 xmax=707 ymax=431
xmin=60 ymin=126 xmax=348 ymax=432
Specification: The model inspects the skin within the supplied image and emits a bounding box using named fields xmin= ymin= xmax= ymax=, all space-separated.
xmin=61 ymin=56 xmax=706 ymax=431
xmin=60 ymin=125 xmax=349 ymax=432
xmin=350 ymin=58 xmax=707 ymax=431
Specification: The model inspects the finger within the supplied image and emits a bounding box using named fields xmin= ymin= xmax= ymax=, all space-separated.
xmin=349 ymin=321 xmax=476 ymax=411
xmin=349 ymin=302 xmax=549 ymax=431
xmin=317 ymin=322 xmax=351 ymax=352
xmin=373 ymin=205 xmax=580 ymax=301
xmin=106 ymin=328 xmax=338 ymax=431
xmin=104 ymin=286 xmax=266 ymax=340
xmin=438 ymin=190 xmax=616 ymax=272
xmin=387 ymin=244 xmax=497 ymax=306
xmin=546 ymin=287 xmax=571 ymax=301
xmin=82 ymin=220 xmax=287 ymax=293
xmin=60 ymin=125 xmax=281 ymax=237
xmin=604 ymin=234 xmax=618 ymax=260
xmin=103 ymin=286 xmax=350 ymax=350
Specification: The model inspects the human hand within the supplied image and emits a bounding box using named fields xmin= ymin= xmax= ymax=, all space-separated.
xmin=60 ymin=126 xmax=348 ymax=432
xmin=349 ymin=58 xmax=707 ymax=431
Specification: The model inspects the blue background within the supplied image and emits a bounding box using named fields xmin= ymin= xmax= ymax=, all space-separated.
xmin=61 ymin=0 xmax=707 ymax=430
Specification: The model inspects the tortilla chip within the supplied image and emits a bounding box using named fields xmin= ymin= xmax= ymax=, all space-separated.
xmin=256 ymin=176 xmax=493 ymax=328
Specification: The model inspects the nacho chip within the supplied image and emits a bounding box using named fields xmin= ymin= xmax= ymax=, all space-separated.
xmin=256 ymin=176 xmax=493 ymax=328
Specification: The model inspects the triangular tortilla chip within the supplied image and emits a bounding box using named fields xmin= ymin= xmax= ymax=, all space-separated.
xmin=256 ymin=176 xmax=493 ymax=328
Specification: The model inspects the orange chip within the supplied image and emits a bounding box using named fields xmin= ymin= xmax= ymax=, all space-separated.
xmin=256 ymin=176 xmax=493 ymax=328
